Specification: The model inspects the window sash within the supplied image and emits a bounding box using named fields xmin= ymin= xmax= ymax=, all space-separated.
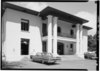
xmin=21 ymin=19 xmax=29 ymax=31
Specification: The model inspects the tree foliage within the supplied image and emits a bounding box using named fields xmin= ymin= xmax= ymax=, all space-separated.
xmin=88 ymin=34 xmax=97 ymax=51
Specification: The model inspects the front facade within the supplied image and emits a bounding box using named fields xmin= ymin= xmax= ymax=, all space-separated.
xmin=2 ymin=3 xmax=92 ymax=62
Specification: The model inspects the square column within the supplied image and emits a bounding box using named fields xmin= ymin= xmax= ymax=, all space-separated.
xmin=76 ymin=24 xmax=80 ymax=55
xmin=47 ymin=15 xmax=53 ymax=53
xmin=53 ymin=17 xmax=58 ymax=56
xmin=79 ymin=25 xmax=83 ymax=58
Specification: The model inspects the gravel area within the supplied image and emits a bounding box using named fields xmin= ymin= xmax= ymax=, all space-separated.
xmin=2 ymin=59 xmax=97 ymax=71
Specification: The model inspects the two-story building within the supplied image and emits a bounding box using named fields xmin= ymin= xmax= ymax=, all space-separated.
xmin=2 ymin=2 xmax=92 ymax=62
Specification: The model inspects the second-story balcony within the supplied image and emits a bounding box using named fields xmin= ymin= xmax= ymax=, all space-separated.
xmin=57 ymin=33 xmax=76 ymax=38
xmin=42 ymin=32 xmax=76 ymax=38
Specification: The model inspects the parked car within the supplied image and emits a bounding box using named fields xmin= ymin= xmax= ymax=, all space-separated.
xmin=30 ymin=52 xmax=61 ymax=64
xmin=84 ymin=51 xmax=97 ymax=60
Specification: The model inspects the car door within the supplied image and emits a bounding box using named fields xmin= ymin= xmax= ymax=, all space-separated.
xmin=37 ymin=53 xmax=43 ymax=61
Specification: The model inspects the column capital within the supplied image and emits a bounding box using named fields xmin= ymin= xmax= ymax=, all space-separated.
xmin=53 ymin=16 xmax=58 ymax=19
xmin=80 ymin=25 xmax=83 ymax=28
xmin=47 ymin=15 xmax=53 ymax=18
xmin=76 ymin=24 xmax=80 ymax=27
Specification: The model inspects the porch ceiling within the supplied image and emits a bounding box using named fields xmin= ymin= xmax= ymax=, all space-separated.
xmin=40 ymin=6 xmax=89 ymax=24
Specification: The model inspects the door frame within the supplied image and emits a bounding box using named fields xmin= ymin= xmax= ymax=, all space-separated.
xmin=57 ymin=42 xmax=64 ymax=55
xmin=21 ymin=38 xmax=30 ymax=55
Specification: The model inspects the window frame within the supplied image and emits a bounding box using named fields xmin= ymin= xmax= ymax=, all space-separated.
xmin=42 ymin=23 xmax=47 ymax=36
xmin=21 ymin=19 xmax=29 ymax=32
xmin=70 ymin=29 xmax=74 ymax=36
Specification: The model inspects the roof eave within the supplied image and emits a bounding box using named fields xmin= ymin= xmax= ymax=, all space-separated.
xmin=2 ymin=2 xmax=39 ymax=16
xmin=40 ymin=6 xmax=89 ymax=24
xmin=83 ymin=26 xmax=93 ymax=30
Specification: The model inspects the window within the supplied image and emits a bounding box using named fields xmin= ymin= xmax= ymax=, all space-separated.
xmin=70 ymin=44 xmax=73 ymax=52
xmin=21 ymin=19 xmax=29 ymax=31
xmin=70 ymin=44 xmax=73 ymax=48
xmin=70 ymin=29 xmax=74 ymax=36
xmin=57 ymin=26 xmax=61 ymax=33
xmin=42 ymin=23 xmax=47 ymax=36
xmin=57 ymin=26 xmax=61 ymax=36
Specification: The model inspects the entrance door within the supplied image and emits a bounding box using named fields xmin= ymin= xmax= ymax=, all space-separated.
xmin=42 ymin=41 xmax=47 ymax=52
xmin=21 ymin=38 xmax=29 ymax=55
xmin=57 ymin=42 xmax=64 ymax=55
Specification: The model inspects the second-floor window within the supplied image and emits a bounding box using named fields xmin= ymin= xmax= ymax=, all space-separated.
xmin=21 ymin=19 xmax=29 ymax=31
xmin=42 ymin=23 xmax=47 ymax=36
xmin=70 ymin=29 xmax=74 ymax=36
xmin=57 ymin=26 xmax=61 ymax=33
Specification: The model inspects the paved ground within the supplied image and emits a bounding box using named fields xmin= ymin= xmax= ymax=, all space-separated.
xmin=2 ymin=59 xmax=97 ymax=71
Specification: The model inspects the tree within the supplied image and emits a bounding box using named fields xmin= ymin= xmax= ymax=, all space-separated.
xmin=88 ymin=34 xmax=97 ymax=51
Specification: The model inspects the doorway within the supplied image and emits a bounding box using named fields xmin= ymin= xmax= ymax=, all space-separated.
xmin=21 ymin=38 xmax=29 ymax=55
xmin=69 ymin=43 xmax=74 ymax=54
xmin=57 ymin=42 xmax=64 ymax=55
xmin=42 ymin=41 xmax=47 ymax=52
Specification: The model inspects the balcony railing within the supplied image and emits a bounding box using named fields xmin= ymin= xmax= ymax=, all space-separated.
xmin=42 ymin=32 xmax=76 ymax=38
xmin=58 ymin=33 xmax=76 ymax=38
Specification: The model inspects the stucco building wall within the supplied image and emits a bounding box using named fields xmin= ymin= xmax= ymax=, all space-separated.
xmin=3 ymin=8 xmax=42 ymax=61
xmin=58 ymin=20 xmax=76 ymax=38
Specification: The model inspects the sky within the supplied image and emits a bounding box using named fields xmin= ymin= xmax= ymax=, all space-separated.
xmin=8 ymin=1 xmax=97 ymax=36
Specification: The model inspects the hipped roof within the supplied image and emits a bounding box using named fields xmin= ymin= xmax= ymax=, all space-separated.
xmin=2 ymin=2 xmax=92 ymax=30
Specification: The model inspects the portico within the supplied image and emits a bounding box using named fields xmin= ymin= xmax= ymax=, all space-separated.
xmin=41 ymin=7 xmax=89 ymax=58
xmin=45 ymin=15 xmax=84 ymax=57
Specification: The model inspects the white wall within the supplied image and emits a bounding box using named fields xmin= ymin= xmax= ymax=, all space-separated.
xmin=58 ymin=20 xmax=76 ymax=38
xmin=82 ymin=28 xmax=88 ymax=53
xmin=58 ymin=40 xmax=76 ymax=55
xmin=2 ymin=9 xmax=7 ymax=57
xmin=3 ymin=8 xmax=42 ymax=61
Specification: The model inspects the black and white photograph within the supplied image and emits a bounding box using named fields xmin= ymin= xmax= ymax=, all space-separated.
xmin=1 ymin=0 xmax=98 ymax=71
